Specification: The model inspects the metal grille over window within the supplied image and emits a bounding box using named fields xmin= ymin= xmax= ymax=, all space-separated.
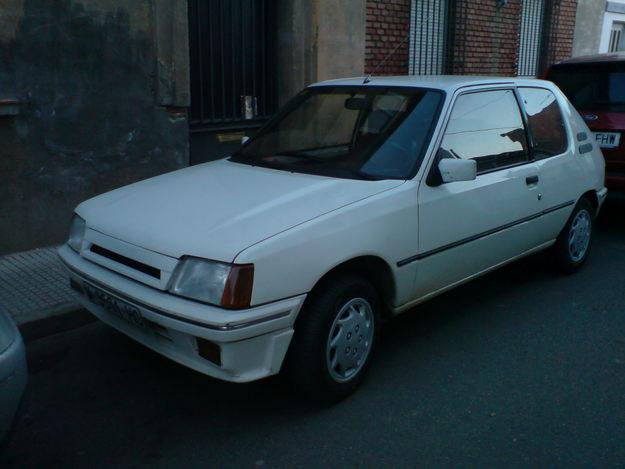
xmin=188 ymin=0 xmax=277 ymax=128
xmin=609 ymin=24 xmax=625 ymax=52
xmin=518 ymin=0 xmax=546 ymax=77
xmin=409 ymin=0 xmax=450 ymax=75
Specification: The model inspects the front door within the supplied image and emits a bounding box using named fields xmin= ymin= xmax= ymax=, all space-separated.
xmin=413 ymin=88 xmax=544 ymax=299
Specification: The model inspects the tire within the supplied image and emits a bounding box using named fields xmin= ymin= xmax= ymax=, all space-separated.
xmin=285 ymin=275 xmax=380 ymax=403
xmin=551 ymin=197 xmax=594 ymax=274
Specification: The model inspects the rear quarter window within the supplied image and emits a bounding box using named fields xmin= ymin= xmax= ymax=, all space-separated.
xmin=519 ymin=87 xmax=568 ymax=158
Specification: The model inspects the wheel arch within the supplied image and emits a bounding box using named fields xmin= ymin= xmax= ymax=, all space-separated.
xmin=579 ymin=189 xmax=599 ymax=216
xmin=303 ymin=255 xmax=396 ymax=320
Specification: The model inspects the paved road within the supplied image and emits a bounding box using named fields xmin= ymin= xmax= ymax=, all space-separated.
xmin=2 ymin=198 xmax=624 ymax=468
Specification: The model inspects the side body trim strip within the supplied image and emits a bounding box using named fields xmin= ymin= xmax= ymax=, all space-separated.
xmin=397 ymin=200 xmax=575 ymax=267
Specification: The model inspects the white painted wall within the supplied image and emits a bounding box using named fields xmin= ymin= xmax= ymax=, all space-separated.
xmin=599 ymin=1 xmax=625 ymax=52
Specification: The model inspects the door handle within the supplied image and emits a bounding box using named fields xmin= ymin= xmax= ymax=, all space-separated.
xmin=526 ymin=175 xmax=539 ymax=185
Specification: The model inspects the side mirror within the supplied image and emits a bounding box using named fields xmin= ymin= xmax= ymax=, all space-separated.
xmin=241 ymin=136 xmax=250 ymax=145
xmin=438 ymin=158 xmax=477 ymax=183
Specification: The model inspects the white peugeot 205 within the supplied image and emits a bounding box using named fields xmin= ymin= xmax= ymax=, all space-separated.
xmin=58 ymin=76 xmax=606 ymax=401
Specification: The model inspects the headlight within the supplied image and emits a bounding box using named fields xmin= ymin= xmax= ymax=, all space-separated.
xmin=168 ymin=257 xmax=254 ymax=309
xmin=67 ymin=215 xmax=86 ymax=253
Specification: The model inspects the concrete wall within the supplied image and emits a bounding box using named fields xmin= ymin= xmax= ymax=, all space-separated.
xmin=316 ymin=0 xmax=366 ymax=82
xmin=276 ymin=0 xmax=366 ymax=106
xmin=572 ymin=0 xmax=606 ymax=57
xmin=0 ymin=0 xmax=189 ymax=254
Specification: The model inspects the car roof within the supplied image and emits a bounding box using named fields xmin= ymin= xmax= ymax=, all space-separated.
xmin=553 ymin=52 xmax=625 ymax=65
xmin=310 ymin=75 xmax=553 ymax=92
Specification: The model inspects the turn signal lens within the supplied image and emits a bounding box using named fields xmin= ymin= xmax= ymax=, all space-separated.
xmin=221 ymin=264 xmax=254 ymax=309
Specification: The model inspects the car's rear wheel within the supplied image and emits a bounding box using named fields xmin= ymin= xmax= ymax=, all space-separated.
xmin=552 ymin=197 xmax=594 ymax=273
xmin=285 ymin=275 xmax=379 ymax=402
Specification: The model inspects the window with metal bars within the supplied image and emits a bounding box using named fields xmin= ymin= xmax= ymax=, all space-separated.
xmin=188 ymin=0 xmax=277 ymax=129
xmin=609 ymin=23 xmax=625 ymax=52
xmin=518 ymin=0 xmax=546 ymax=77
xmin=409 ymin=0 xmax=451 ymax=75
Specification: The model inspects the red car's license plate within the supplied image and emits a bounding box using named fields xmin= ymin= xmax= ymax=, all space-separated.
xmin=83 ymin=283 xmax=146 ymax=329
xmin=593 ymin=132 xmax=621 ymax=149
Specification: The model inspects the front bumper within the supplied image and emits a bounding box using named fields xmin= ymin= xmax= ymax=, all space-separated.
xmin=597 ymin=187 xmax=608 ymax=211
xmin=57 ymin=244 xmax=305 ymax=383
xmin=0 ymin=331 xmax=27 ymax=441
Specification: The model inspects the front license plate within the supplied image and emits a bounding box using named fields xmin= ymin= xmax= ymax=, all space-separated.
xmin=83 ymin=283 xmax=146 ymax=329
xmin=594 ymin=132 xmax=621 ymax=149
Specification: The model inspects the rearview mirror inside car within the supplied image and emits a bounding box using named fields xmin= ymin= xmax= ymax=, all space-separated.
xmin=344 ymin=97 xmax=370 ymax=111
xmin=438 ymin=158 xmax=477 ymax=183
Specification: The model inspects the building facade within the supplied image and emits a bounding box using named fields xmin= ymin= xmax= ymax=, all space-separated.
xmin=572 ymin=0 xmax=625 ymax=57
xmin=0 ymin=0 xmax=580 ymax=255
xmin=599 ymin=1 xmax=625 ymax=52
xmin=367 ymin=0 xmax=577 ymax=77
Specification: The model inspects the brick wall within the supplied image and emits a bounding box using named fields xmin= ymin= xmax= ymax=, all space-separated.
xmin=364 ymin=0 xmax=578 ymax=77
xmin=450 ymin=0 xmax=523 ymax=76
xmin=365 ymin=0 xmax=411 ymax=75
xmin=541 ymin=0 xmax=578 ymax=71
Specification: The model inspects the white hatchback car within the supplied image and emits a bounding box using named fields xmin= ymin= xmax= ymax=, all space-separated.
xmin=58 ymin=76 xmax=606 ymax=401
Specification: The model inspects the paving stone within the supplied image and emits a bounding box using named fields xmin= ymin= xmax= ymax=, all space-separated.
xmin=0 ymin=246 xmax=79 ymax=325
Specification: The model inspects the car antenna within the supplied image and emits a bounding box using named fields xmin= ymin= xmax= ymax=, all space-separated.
xmin=363 ymin=34 xmax=410 ymax=84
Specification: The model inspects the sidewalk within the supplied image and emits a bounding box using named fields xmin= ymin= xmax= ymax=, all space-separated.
xmin=0 ymin=246 xmax=79 ymax=325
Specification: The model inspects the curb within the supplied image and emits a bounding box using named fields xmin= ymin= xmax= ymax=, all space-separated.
xmin=18 ymin=308 xmax=97 ymax=343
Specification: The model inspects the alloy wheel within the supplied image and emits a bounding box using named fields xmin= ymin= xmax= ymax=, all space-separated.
xmin=568 ymin=209 xmax=591 ymax=262
xmin=325 ymin=297 xmax=374 ymax=383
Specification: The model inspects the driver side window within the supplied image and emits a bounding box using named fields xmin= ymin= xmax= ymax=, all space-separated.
xmin=440 ymin=90 xmax=530 ymax=174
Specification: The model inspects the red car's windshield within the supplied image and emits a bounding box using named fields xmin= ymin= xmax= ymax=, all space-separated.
xmin=549 ymin=62 xmax=625 ymax=113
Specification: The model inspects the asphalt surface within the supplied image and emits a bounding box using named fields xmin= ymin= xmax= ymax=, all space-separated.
xmin=2 ymin=197 xmax=624 ymax=468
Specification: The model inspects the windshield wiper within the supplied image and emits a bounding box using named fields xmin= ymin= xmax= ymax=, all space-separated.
xmin=342 ymin=168 xmax=382 ymax=181
xmin=280 ymin=153 xmax=383 ymax=180
xmin=230 ymin=151 xmax=255 ymax=161
xmin=232 ymin=151 xmax=381 ymax=180
xmin=274 ymin=151 xmax=327 ymax=163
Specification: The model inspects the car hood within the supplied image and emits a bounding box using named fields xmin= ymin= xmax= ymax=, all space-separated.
xmin=77 ymin=159 xmax=404 ymax=261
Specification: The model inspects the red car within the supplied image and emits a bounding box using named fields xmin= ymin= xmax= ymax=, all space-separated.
xmin=546 ymin=53 xmax=625 ymax=193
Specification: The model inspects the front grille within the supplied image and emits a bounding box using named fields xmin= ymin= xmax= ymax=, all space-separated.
xmin=90 ymin=244 xmax=161 ymax=279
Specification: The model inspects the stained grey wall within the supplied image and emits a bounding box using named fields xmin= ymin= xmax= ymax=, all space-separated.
xmin=276 ymin=0 xmax=366 ymax=107
xmin=0 ymin=0 xmax=189 ymax=254
xmin=572 ymin=0 xmax=606 ymax=57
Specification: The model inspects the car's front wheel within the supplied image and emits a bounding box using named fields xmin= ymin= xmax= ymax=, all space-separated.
xmin=552 ymin=197 xmax=594 ymax=273
xmin=285 ymin=275 xmax=379 ymax=402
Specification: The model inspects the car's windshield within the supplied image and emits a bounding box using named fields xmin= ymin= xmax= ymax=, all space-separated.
xmin=231 ymin=86 xmax=443 ymax=180
xmin=549 ymin=62 xmax=625 ymax=112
